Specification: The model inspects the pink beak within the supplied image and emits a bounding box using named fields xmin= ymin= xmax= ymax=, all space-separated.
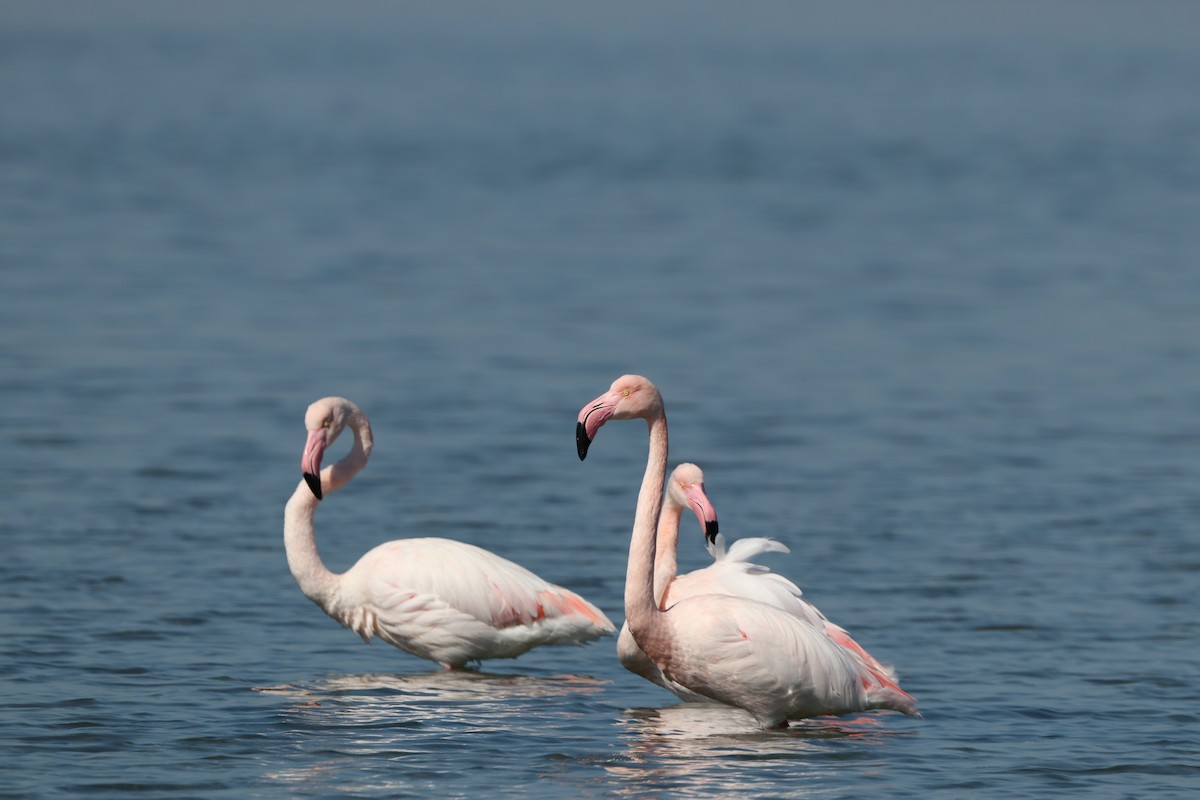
xmin=576 ymin=390 xmax=620 ymax=460
xmin=683 ymin=483 xmax=720 ymax=545
xmin=302 ymin=428 xmax=327 ymax=499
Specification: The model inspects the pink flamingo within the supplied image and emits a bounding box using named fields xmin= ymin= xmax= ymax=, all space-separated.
xmin=577 ymin=375 xmax=918 ymax=727
xmin=619 ymin=462 xmax=909 ymax=702
xmin=283 ymin=396 xmax=615 ymax=669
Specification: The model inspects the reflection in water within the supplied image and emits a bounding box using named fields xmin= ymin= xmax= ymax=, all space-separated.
xmin=608 ymin=704 xmax=903 ymax=798
xmin=257 ymin=669 xmax=607 ymax=706
xmin=255 ymin=671 xmax=609 ymax=791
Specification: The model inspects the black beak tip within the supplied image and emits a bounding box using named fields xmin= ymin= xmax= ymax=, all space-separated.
xmin=705 ymin=519 xmax=720 ymax=546
xmin=303 ymin=472 xmax=323 ymax=500
xmin=575 ymin=421 xmax=591 ymax=461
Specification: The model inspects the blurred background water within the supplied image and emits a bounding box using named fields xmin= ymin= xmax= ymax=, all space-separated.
xmin=2 ymin=1 xmax=1199 ymax=797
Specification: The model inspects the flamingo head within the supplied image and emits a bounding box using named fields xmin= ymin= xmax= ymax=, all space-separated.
xmin=576 ymin=374 xmax=664 ymax=460
xmin=300 ymin=396 xmax=358 ymax=500
xmin=668 ymin=463 xmax=720 ymax=545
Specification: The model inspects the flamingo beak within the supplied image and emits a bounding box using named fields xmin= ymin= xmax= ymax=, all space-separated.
xmin=302 ymin=428 xmax=327 ymax=500
xmin=576 ymin=392 xmax=620 ymax=460
xmin=684 ymin=483 xmax=720 ymax=545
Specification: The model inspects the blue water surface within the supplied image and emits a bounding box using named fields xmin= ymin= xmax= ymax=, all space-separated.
xmin=2 ymin=2 xmax=1199 ymax=797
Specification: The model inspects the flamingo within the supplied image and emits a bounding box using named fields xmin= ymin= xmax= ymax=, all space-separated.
xmin=283 ymin=396 xmax=615 ymax=669
xmin=576 ymin=375 xmax=918 ymax=727
xmin=619 ymin=462 xmax=909 ymax=703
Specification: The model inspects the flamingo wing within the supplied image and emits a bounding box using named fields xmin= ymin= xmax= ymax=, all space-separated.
xmin=680 ymin=535 xmax=906 ymax=691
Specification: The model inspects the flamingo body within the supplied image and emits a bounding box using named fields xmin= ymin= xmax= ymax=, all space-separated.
xmin=284 ymin=396 xmax=614 ymax=669
xmin=330 ymin=537 xmax=614 ymax=666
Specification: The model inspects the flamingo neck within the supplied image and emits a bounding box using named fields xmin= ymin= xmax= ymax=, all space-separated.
xmin=283 ymin=484 xmax=339 ymax=606
xmin=653 ymin=496 xmax=681 ymax=608
xmin=281 ymin=411 xmax=373 ymax=609
xmin=625 ymin=414 xmax=669 ymax=640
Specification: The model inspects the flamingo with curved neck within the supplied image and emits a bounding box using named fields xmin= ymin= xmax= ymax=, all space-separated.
xmin=577 ymin=375 xmax=918 ymax=727
xmin=284 ymin=396 xmax=615 ymax=669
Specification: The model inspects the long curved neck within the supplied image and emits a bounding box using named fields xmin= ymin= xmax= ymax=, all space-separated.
xmin=625 ymin=413 xmax=669 ymax=638
xmin=282 ymin=413 xmax=372 ymax=609
xmin=653 ymin=496 xmax=681 ymax=608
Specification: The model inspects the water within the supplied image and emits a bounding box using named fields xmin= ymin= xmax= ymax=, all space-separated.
xmin=3 ymin=1 xmax=1199 ymax=796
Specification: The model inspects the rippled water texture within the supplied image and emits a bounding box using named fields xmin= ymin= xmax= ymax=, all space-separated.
xmin=3 ymin=1 xmax=1199 ymax=797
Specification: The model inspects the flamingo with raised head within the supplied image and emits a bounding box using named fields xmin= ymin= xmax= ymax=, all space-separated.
xmin=283 ymin=396 xmax=615 ymax=669
xmin=577 ymin=375 xmax=918 ymax=727
xmin=619 ymin=462 xmax=909 ymax=702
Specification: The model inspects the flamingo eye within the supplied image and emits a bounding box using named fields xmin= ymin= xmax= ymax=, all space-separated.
xmin=622 ymin=389 xmax=630 ymax=397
